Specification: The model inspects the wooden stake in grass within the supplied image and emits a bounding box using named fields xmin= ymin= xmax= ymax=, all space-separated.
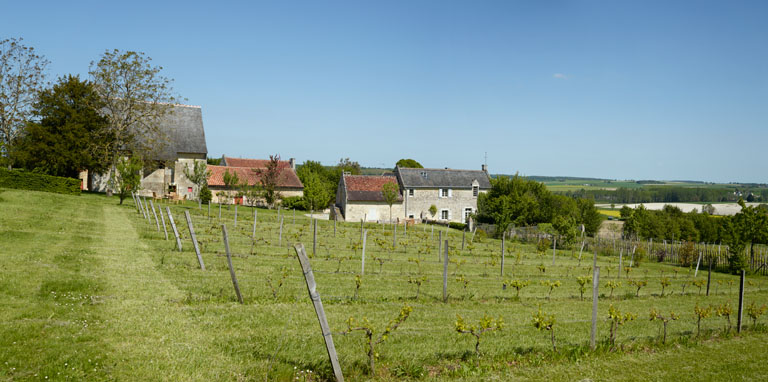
xmin=500 ymin=234 xmax=505 ymax=277
xmin=361 ymin=229 xmax=368 ymax=275
xmin=455 ymin=314 xmax=504 ymax=356
xmin=293 ymin=244 xmax=345 ymax=382
xmin=149 ymin=200 xmax=161 ymax=232
xmin=184 ymin=210 xmax=205 ymax=270
xmin=591 ymin=266 xmax=600 ymax=350
xmin=158 ymin=206 xmax=169 ymax=240
xmin=234 ymin=205 xmax=238 ymax=228
xmin=279 ymin=217 xmax=284 ymax=247
xmin=737 ymin=269 xmax=745 ymax=333
xmin=166 ymin=207 xmax=182 ymax=252
xmin=443 ymin=239 xmax=449 ymax=302
xmin=221 ymin=224 xmax=243 ymax=304
xmin=313 ymin=219 xmax=318 ymax=257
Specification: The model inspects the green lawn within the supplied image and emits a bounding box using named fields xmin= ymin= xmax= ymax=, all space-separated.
xmin=1 ymin=188 xmax=767 ymax=381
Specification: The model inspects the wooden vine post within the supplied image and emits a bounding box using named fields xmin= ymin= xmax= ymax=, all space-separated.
xmin=361 ymin=229 xmax=368 ymax=275
xmin=591 ymin=266 xmax=600 ymax=350
xmin=184 ymin=210 xmax=206 ymax=270
xmin=737 ymin=270 xmax=745 ymax=333
xmin=221 ymin=225 xmax=244 ymax=304
xmin=443 ymin=240 xmax=449 ymax=302
xmin=500 ymin=233 xmax=505 ymax=277
xmin=158 ymin=206 xmax=169 ymax=240
xmin=166 ymin=207 xmax=182 ymax=252
xmin=149 ymin=200 xmax=161 ymax=232
xmin=293 ymin=244 xmax=345 ymax=382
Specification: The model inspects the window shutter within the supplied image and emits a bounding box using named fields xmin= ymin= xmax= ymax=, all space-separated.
xmin=448 ymin=189 xmax=452 ymax=197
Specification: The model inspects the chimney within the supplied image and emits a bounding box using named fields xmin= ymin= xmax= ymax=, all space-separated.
xmin=481 ymin=164 xmax=487 ymax=172
xmin=289 ymin=158 xmax=296 ymax=170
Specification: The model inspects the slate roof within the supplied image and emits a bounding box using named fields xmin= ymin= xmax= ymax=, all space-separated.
xmin=343 ymin=175 xmax=402 ymax=202
xmin=395 ymin=167 xmax=491 ymax=189
xmin=221 ymin=156 xmax=292 ymax=169
xmin=207 ymin=165 xmax=304 ymax=189
xmin=150 ymin=105 xmax=207 ymax=160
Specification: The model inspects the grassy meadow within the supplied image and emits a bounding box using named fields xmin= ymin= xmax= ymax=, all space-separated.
xmin=1 ymin=188 xmax=768 ymax=381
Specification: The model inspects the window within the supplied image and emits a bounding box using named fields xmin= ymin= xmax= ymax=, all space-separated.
xmin=408 ymin=189 xmax=414 ymax=196
xmin=472 ymin=185 xmax=479 ymax=197
xmin=408 ymin=214 xmax=414 ymax=219
xmin=441 ymin=209 xmax=449 ymax=220
xmin=188 ymin=187 xmax=193 ymax=193
xmin=440 ymin=188 xmax=451 ymax=198
xmin=420 ymin=171 xmax=428 ymax=178
xmin=464 ymin=208 xmax=473 ymax=223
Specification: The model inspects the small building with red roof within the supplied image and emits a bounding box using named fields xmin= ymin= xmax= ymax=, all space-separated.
xmin=207 ymin=156 xmax=303 ymax=205
xmin=336 ymin=174 xmax=403 ymax=222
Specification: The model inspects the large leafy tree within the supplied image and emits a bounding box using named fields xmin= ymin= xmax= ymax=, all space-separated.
xmin=14 ymin=75 xmax=113 ymax=178
xmin=303 ymin=171 xmax=330 ymax=214
xmin=296 ymin=160 xmax=336 ymax=207
xmin=477 ymin=174 xmax=550 ymax=233
xmin=0 ymin=38 xmax=49 ymax=168
xmin=89 ymin=50 xmax=180 ymax=192
xmin=254 ymin=154 xmax=282 ymax=208
xmin=727 ymin=198 xmax=768 ymax=271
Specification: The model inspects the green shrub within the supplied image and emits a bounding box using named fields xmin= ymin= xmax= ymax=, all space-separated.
xmin=199 ymin=185 xmax=212 ymax=204
xmin=281 ymin=195 xmax=307 ymax=210
xmin=449 ymin=222 xmax=467 ymax=231
xmin=0 ymin=168 xmax=81 ymax=195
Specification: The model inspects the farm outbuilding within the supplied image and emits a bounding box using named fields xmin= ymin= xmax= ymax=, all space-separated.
xmin=82 ymin=104 xmax=208 ymax=201
xmin=207 ymin=156 xmax=303 ymax=205
xmin=335 ymin=174 xmax=403 ymax=222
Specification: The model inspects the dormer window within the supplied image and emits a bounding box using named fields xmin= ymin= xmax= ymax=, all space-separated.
xmin=420 ymin=171 xmax=428 ymax=178
xmin=473 ymin=185 xmax=479 ymax=196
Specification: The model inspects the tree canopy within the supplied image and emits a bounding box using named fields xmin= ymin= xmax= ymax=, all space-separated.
xmin=14 ymin=75 xmax=112 ymax=178
xmin=395 ymin=159 xmax=423 ymax=169
xmin=0 ymin=38 xmax=49 ymax=168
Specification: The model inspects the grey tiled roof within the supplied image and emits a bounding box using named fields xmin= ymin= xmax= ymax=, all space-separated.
xmin=396 ymin=167 xmax=491 ymax=189
xmin=153 ymin=105 xmax=207 ymax=160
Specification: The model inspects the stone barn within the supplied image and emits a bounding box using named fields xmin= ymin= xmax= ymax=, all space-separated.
xmin=83 ymin=104 xmax=208 ymax=200
xmin=336 ymin=174 xmax=403 ymax=222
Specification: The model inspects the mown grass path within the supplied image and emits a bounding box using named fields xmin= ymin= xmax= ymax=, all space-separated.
xmin=0 ymin=191 xmax=239 ymax=381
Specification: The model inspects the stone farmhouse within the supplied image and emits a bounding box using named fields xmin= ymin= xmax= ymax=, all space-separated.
xmin=207 ymin=156 xmax=303 ymax=205
xmin=82 ymin=104 xmax=207 ymax=200
xmin=335 ymin=174 xmax=403 ymax=222
xmin=395 ymin=165 xmax=491 ymax=224
xmin=334 ymin=165 xmax=491 ymax=224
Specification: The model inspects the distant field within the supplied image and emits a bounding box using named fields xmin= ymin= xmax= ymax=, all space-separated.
xmin=598 ymin=209 xmax=620 ymax=218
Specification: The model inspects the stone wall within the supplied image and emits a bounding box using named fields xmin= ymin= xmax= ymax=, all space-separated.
xmin=344 ymin=201 xmax=405 ymax=223
xmin=211 ymin=188 xmax=304 ymax=205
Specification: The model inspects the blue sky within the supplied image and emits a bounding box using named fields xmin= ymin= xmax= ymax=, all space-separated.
xmin=3 ymin=1 xmax=767 ymax=182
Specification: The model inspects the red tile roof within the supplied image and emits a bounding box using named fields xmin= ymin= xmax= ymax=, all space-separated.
xmin=222 ymin=156 xmax=292 ymax=169
xmin=207 ymin=165 xmax=303 ymax=189
xmin=344 ymin=175 xmax=402 ymax=202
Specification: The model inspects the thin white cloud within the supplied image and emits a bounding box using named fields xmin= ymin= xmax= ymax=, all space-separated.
xmin=552 ymin=73 xmax=567 ymax=79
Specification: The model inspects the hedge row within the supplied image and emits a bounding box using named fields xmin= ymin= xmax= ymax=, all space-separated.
xmin=0 ymin=168 xmax=81 ymax=195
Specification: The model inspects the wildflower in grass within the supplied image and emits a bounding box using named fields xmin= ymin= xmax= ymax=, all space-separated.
xmin=455 ymin=314 xmax=504 ymax=355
